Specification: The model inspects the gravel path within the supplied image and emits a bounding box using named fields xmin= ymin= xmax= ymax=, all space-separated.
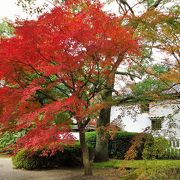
xmin=0 ymin=158 xmax=118 ymax=180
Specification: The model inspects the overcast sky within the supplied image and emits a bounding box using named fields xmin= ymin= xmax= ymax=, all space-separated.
xmin=0 ymin=0 xmax=122 ymax=21
xmin=0 ymin=0 xmax=27 ymax=20
xmin=0 ymin=0 xmax=150 ymax=22
xmin=0 ymin=0 xmax=175 ymax=22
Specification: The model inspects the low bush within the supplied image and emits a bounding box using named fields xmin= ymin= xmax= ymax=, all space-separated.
xmin=86 ymin=131 xmax=96 ymax=147
xmin=12 ymin=131 xmax=178 ymax=170
xmin=86 ymin=131 xmax=171 ymax=160
xmin=163 ymin=148 xmax=180 ymax=160
xmin=86 ymin=131 xmax=144 ymax=159
xmin=142 ymin=136 xmax=169 ymax=160
xmin=123 ymin=166 xmax=180 ymax=180
xmin=123 ymin=164 xmax=180 ymax=180
xmin=12 ymin=150 xmax=41 ymax=170
xmin=12 ymin=142 xmax=94 ymax=170
xmin=108 ymin=131 xmax=138 ymax=159
xmin=93 ymin=160 xmax=180 ymax=180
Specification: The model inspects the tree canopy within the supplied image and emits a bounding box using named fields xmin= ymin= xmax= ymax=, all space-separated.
xmin=0 ymin=0 xmax=139 ymax=175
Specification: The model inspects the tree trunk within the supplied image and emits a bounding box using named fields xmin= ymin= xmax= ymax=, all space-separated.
xmin=79 ymin=129 xmax=93 ymax=176
xmin=95 ymin=56 xmax=124 ymax=162
xmin=94 ymin=107 xmax=111 ymax=162
xmin=94 ymin=72 xmax=116 ymax=162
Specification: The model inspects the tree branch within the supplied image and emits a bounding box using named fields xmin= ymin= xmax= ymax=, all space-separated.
xmin=149 ymin=0 xmax=163 ymax=9
xmin=116 ymin=71 xmax=141 ymax=79
xmin=116 ymin=0 xmax=134 ymax=15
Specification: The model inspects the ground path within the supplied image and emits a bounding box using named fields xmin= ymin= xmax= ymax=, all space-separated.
xmin=0 ymin=158 xmax=119 ymax=180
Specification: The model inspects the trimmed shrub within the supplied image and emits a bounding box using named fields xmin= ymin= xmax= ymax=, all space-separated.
xmin=12 ymin=131 xmax=178 ymax=170
xmin=12 ymin=150 xmax=41 ymax=170
xmin=142 ymin=136 xmax=169 ymax=160
xmin=163 ymin=148 xmax=180 ymax=160
xmin=86 ymin=131 xmax=139 ymax=159
xmin=12 ymin=142 xmax=94 ymax=170
xmin=86 ymin=131 xmax=171 ymax=160
xmin=86 ymin=131 xmax=96 ymax=147
xmin=108 ymin=131 xmax=138 ymax=159
xmin=124 ymin=166 xmax=180 ymax=180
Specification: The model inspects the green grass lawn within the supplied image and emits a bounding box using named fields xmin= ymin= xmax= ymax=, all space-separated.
xmin=93 ymin=159 xmax=180 ymax=169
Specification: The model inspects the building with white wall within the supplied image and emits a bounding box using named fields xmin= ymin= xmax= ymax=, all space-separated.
xmin=110 ymin=97 xmax=180 ymax=149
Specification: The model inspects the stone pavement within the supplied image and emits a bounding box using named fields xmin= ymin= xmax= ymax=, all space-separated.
xmin=0 ymin=158 xmax=107 ymax=180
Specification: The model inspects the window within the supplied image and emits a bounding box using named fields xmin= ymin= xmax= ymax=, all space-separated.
xmin=140 ymin=103 xmax=149 ymax=113
xmin=170 ymin=140 xmax=180 ymax=148
xmin=150 ymin=117 xmax=164 ymax=130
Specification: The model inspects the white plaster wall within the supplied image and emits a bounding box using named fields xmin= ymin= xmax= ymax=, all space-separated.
xmin=111 ymin=105 xmax=151 ymax=132
xmin=149 ymin=100 xmax=180 ymax=117
xmin=174 ymin=113 xmax=180 ymax=138
xmin=149 ymin=100 xmax=180 ymax=138
xmin=110 ymin=99 xmax=180 ymax=138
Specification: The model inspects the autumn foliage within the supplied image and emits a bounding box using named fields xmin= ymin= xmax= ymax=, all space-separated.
xmin=0 ymin=0 xmax=139 ymax=162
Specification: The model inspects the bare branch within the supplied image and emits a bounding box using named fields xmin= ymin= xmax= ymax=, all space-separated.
xmin=149 ymin=0 xmax=163 ymax=9
xmin=116 ymin=71 xmax=141 ymax=79
xmin=116 ymin=0 xmax=134 ymax=15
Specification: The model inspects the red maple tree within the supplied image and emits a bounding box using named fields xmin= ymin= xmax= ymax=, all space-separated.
xmin=0 ymin=0 xmax=139 ymax=175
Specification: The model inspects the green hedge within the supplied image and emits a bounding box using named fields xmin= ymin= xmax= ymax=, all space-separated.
xmin=12 ymin=133 xmax=96 ymax=170
xmin=85 ymin=131 xmax=171 ymax=160
xmin=86 ymin=131 xmax=141 ymax=159
xmin=12 ymin=142 xmax=94 ymax=170
xmin=86 ymin=131 xmax=96 ymax=147
xmin=108 ymin=131 xmax=138 ymax=159
xmin=12 ymin=150 xmax=41 ymax=170
xmin=163 ymin=148 xmax=180 ymax=160
xmin=13 ymin=131 xmax=177 ymax=170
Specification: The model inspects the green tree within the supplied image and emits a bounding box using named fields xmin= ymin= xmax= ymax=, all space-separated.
xmin=0 ymin=19 xmax=14 ymax=37
xmin=95 ymin=0 xmax=179 ymax=162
